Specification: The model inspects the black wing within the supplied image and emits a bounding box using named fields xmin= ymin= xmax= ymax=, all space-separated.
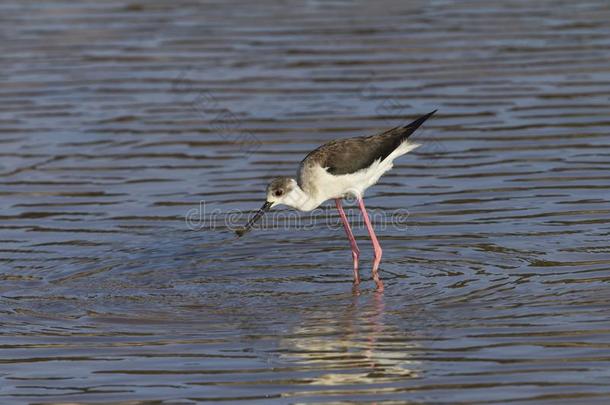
xmin=301 ymin=110 xmax=436 ymax=176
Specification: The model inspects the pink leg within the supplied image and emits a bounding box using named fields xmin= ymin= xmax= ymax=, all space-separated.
xmin=335 ymin=198 xmax=360 ymax=285
xmin=357 ymin=197 xmax=384 ymax=291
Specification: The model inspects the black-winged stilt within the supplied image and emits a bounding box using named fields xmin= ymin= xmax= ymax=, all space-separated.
xmin=236 ymin=110 xmax=437 ymax=291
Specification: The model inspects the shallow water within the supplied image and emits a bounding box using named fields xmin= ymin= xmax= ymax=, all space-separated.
xmin=2 ymin=0 xmax=610 ymax=403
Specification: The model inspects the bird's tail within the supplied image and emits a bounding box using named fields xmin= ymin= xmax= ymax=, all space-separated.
xmin=397 ymin=110 xmax=437 ymax=143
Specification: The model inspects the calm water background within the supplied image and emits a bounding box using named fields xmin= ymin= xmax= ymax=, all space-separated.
xmin=2 ymin=0 xmax=610 ymax=403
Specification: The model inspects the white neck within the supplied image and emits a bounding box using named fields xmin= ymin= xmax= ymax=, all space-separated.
xmin=282 ymin=184 xmax=321 ymax=211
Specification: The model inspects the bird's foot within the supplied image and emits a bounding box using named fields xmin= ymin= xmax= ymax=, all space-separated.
xmin=372 ymin=263 xmax=384 ymax=292
xmin=352 ymin=266 xmax=361 ymax=285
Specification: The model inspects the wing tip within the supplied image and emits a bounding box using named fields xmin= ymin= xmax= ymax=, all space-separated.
xmin=407 ymin=109 xmax=437 ymax=128
xmin=397 ymin=109 xmax=438 ymax=141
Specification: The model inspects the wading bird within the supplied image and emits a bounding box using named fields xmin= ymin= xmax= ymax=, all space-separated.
xmin=236 ymin=111 xmax=436 ymax=291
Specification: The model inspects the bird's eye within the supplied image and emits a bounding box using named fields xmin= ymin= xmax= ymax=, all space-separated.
xmin=274 ymin=190 xmax=284 ymax=197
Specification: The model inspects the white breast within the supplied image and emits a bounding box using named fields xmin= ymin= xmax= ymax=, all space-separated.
xmin=310 ymin=142 xmax=420 ymax=201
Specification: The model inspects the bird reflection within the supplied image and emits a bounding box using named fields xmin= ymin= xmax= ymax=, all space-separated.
xmin=280 ymin=291 xmax=419 ymax=386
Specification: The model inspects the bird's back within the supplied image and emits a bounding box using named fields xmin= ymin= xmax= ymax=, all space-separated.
xmin=298 ymin=110 xmax=436 ymax=190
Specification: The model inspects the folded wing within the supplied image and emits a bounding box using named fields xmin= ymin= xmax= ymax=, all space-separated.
xmin=300 ymin=110 xmax=436 ymax=177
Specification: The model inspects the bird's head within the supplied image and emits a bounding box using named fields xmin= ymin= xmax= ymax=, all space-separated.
xmin=265 ymin=176 xmax=298 ymax=208
xmin=235 ymin=177 xmax=298 ymax=237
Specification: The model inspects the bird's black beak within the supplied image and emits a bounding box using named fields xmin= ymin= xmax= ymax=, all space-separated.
xmin=235 ymin=201 xmax=273 ymax=237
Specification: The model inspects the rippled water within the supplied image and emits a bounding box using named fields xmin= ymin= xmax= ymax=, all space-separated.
xmin=2 ymin=0 xmax=610 ymax=403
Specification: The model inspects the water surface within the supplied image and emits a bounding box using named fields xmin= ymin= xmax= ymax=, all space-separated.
xmin=1 ymin=0 xmax=610 ymax=403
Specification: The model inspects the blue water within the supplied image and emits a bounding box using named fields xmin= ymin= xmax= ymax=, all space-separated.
xmin=1 ymin=0 xmax=610 ymax=403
